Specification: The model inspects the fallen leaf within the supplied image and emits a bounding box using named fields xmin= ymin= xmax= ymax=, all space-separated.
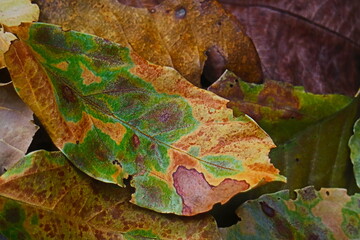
xmin=208 ymin=70 xmax=353 ymax=144
xmin=219 ymin=0 xmax=360 ymax=96
xmin=0 ymin=28 xmax=17 ymax=69
xmin=0 ymin=83 xmax=38 ymax=175
xmin=208 ymin=72 xmax=359 ymax=223
xmin=34 ymin=0 xmax=262 ymax=86
xmin=349 ymin=118 xmax=360 ymax=188
xmin=0 ymin=150 xmax=222 ymax=239
xmin=4 ymin=23 xmax=284 ymax=215
xmin=0 ymin=0 xmax=39 ymax=27
xmin=220 ymin=186 xmax=360 ymax=240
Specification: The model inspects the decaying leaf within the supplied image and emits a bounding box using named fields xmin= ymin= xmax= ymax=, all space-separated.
xmin=220 ymin=0 xmax=360 ymax=96
xmin=220 ymin=186 xmax=360 ymax=240
xmin=349 ymin=118 xmax=360 ymax=188
xmin=4 ymin=23 xmax=284 ymax=215
xmin=0 ymin=150 xmax=222 ymax=239
xmin=208 ymin=71 xmax=359 ymax=209
xmin=208 ymin=70 xmax=353 ymax=144
xmin=34 ymin=0 xmax=262 ymax=86
xmin=0 ymin=28 xmax=17 ymax=69
xmin=0 ymin=83 xmax=38 ymax=175
xmin=0 ymin=0 xmax=39 ymax=27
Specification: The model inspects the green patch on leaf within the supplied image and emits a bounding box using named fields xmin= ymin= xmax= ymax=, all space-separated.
xmin=349 ymin=118 xmax=360 ymax=188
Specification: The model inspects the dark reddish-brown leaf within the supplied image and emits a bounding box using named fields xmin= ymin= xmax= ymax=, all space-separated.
xmin=220 ymin=0 xmax=360 ymax=96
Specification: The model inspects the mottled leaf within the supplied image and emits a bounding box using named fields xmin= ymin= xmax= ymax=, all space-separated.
xmin=220 ymin=0 xmax=360 ymax=96
xmin=208 ymin=72 xmax=359 ymax=223
xmin=0 ymin=83 xmax=38 ymax=175
xmin=0 ymin=150 xmax=221 ymax=239
xmin=208 ymin=70 xmax=353 ymax=144
xmin=220 ymin=186 xmax=360 ymax=240
xmin=349 ymin=118 xmax=360 ymax=188
xmin=34 ymin=0 xmax=262 ymax=86
xmin=4 ymin=23 xmax=284 ymax=215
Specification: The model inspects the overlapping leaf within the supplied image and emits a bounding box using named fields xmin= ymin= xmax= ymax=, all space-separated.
xmin=0 ymin=150 xmax=221 ymax=239
xmin=208 ymin=70 xmax=352 ymax=144
xmin=220 ymin=186 xmax=360 ymax=240
xmin=0 ymin=83 xmax=38 ymax=175
xmin=4 ymin=23 xmax=284 ymax=215
xmin=34 ymin=0 xmax=262 ymax=86
xmin=208 ymin=72 xmax=359 ymax=216
xmin=349 ymin=118 xmax=360 ymax=188
xmin=220 ymin=0 xmax=360 ymax=96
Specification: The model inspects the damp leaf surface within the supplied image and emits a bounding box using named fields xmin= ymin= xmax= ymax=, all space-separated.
xmin=33 ymin=0 xmax=262 ymax=86
xmin=349 ymin=118 xmax=360 ymax=188
xmin=4 ymin=23 xmax=284 ymax=215
xmin=0 ymin=150 xmax=221 ymax=239
xmin=0 ymin=83 xmax=38 ymax=175
xmin=220 ymin=186 xmax=360 ymax=240
xmin=220 ymin=0 xmax=360 ymax=96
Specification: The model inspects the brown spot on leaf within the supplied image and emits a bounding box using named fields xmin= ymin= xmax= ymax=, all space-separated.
xmin=131 ymin=134 xmax=140 ymax=148
xmin=260 ymin=201 xmax=275 ymax=217
xmin=258 ymin=81 xmax=302 ymax=120
xmin=61 ymin=85 xmax=77 ymax=103
xmin=173 ymin=166 xmax=249 ymax=215
xmin=299 ymin=187 xmax=317 ymax=201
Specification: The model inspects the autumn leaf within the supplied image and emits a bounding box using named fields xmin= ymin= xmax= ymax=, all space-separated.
xmin=33 ymin=0 xmax=262 ymax=86
xmin=219 ymin=0 xmax=360 ymax=96
xmin=208 ymin=71 xmax=359 ymax=210
xmin=0 ymin=150 xmax=221 ymax=239
xmin=0 ymin=0 xmax=39 ymax=69
xmin=349 ymin=118 xmax=360 ymax=188
xmin=4 ymin=23 xmax=284 ymax=215
xmin=220 ymin=186 xmax=360 ymax=240
xmin=0 ymin=83 xmax=38 ymax=175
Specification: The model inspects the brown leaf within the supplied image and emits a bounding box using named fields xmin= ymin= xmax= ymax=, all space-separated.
xmin=0 ymin=150 xmax=221 ymax=239
xmin=0 ymin=83 xmax=38 ymax=175
xmin=220 ymin=0 xmax=360 ymax=96
xmin=34 ymin=0 xmax=262 ymax=86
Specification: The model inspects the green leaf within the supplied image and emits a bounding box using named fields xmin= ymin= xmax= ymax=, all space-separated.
xmin=0 ymin=150 xmax=221 ymax=239
xmin=4 ymin=23 xmax=284 ymax=215
xmin=208 ymin=70 xmax=353 ymax=145
xmin=349 ymin=118 xmax=360 ymax=188
xmin=208 ymin=71 xmax=359 ymax=208
xmin=220 ymin=186 xmax=360 ymax=240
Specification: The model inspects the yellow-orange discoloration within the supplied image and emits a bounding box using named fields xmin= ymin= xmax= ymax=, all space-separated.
xmin=5 ymin=39 xmax=92 ymax=149
xmin=111 ymin=165 xmax=127 ymax=187
xmin=53 ymin=61 xmax=69 ymax=71
xmin=80 ymin=62 xmax=102 ymax=85
xmin=90 ymin=116 xmax=126 ymax=145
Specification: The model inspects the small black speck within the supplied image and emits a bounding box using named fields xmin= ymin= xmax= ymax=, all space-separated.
xmin=295 ymin=158 xmax=300 ymax=162
xmin=76 ymin=140 xmax=79 ymax=144
xmin=229 ymin=84 xmax=234 ymax=88
xmin=326 ymin=191 xmax=330 ymax=196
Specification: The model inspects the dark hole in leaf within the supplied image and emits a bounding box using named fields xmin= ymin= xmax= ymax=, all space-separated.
xmin=175 ymin=7 xmax=186 ymax=19
xmin=229 ymin=84 xmax=234 ymax=88
xmin=295 ymin=158 xmax=300 ymax=162
xmin=76 ymin=140 xmax=79 ymax=144
xmin=201 ymin=46 xmax=227 ymax=88
xmin=27 ymin=116 xmax=57 ymax=153
xmin=326 ymin=191 xmax=330 ymax=196
xmin=210 ymin=202 xmax=239 ymax=227
xmin=3 ymin=168 xmax=6 ymax=173
xmin=0 ymin=68 xmax=11 ymax=84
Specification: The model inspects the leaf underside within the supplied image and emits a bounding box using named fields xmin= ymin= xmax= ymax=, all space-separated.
xmin=4 ymin=23 xmax=284 ymax=215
